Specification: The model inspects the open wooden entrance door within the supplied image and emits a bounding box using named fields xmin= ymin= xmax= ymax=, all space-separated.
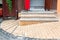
xmin=45 ymin=0 xmax=52 ymax=10
xmin=2 ymin=0 xmax=18 ymax=19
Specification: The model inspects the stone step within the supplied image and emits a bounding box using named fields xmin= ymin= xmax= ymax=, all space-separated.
xmin=20 ymin=14 xmax=57 ymax=18
xmin=20 ymin=17 xmax=58 ymax=22
xmin=21 ymin=11 xmax=56 ymax=14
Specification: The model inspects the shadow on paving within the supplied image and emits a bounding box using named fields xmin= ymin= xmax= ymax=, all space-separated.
xmin=0 ymin=17 xmax=3 ymax=23
xmin=0 ymin=29 xmax=59 ymax=40
xmin=0 ymin=17 xmax=3 ymax=27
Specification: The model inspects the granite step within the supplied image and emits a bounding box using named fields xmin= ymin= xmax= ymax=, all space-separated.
xmin=20 ymin=17 xmax=58 ymax=22
xmin=20 ymin=14 xmax=57 ymax=18
xmin=21 ymin=11 xmax=56 ymax=14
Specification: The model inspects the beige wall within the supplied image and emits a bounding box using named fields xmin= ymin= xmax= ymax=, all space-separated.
xmin=57 ymin=0 xmax=60 ymax=13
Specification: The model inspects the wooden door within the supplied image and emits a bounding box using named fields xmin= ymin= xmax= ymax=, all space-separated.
xmin=2 ymin=0 xmax=18 ymax=19
xmin=2 ymin=0 xmax=9 ymax=17
xmin=45 ymin=0 xmax=52 ymax=10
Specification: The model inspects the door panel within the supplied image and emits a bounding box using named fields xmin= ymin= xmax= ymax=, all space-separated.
xmin=2 ymin=0 xmax=9 ymax=16
xmin=45 ymin=0 xmax=52 ymax=10
xmin=24 ymin=0 xmax=30 ymax=10
xmin=52 ymin=0 xmax=57 ymax=10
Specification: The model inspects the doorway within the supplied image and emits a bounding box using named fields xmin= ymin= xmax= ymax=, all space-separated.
xmin=30 ymin=0 xmax=45 ymax=11
xmin=24 ymin=0 xmax=57 ymax=11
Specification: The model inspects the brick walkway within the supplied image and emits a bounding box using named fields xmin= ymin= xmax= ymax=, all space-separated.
xmin=1 ymin=14 xmax=60 ymax=39
xmin=1 ymin=20 xmax=19 ymax=33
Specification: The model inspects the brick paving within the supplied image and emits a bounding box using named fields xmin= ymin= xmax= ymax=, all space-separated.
xmin=1 ymin=19 xmax=19 ymax=33
xmin=0 ymin=29 xmax=60 ymax=40
xmin=0 ymin=14 xmax=60 ymax=39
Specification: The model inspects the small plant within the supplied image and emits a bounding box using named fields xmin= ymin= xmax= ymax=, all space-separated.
xmin=6 ymin=0 xmax=12 ymax=13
